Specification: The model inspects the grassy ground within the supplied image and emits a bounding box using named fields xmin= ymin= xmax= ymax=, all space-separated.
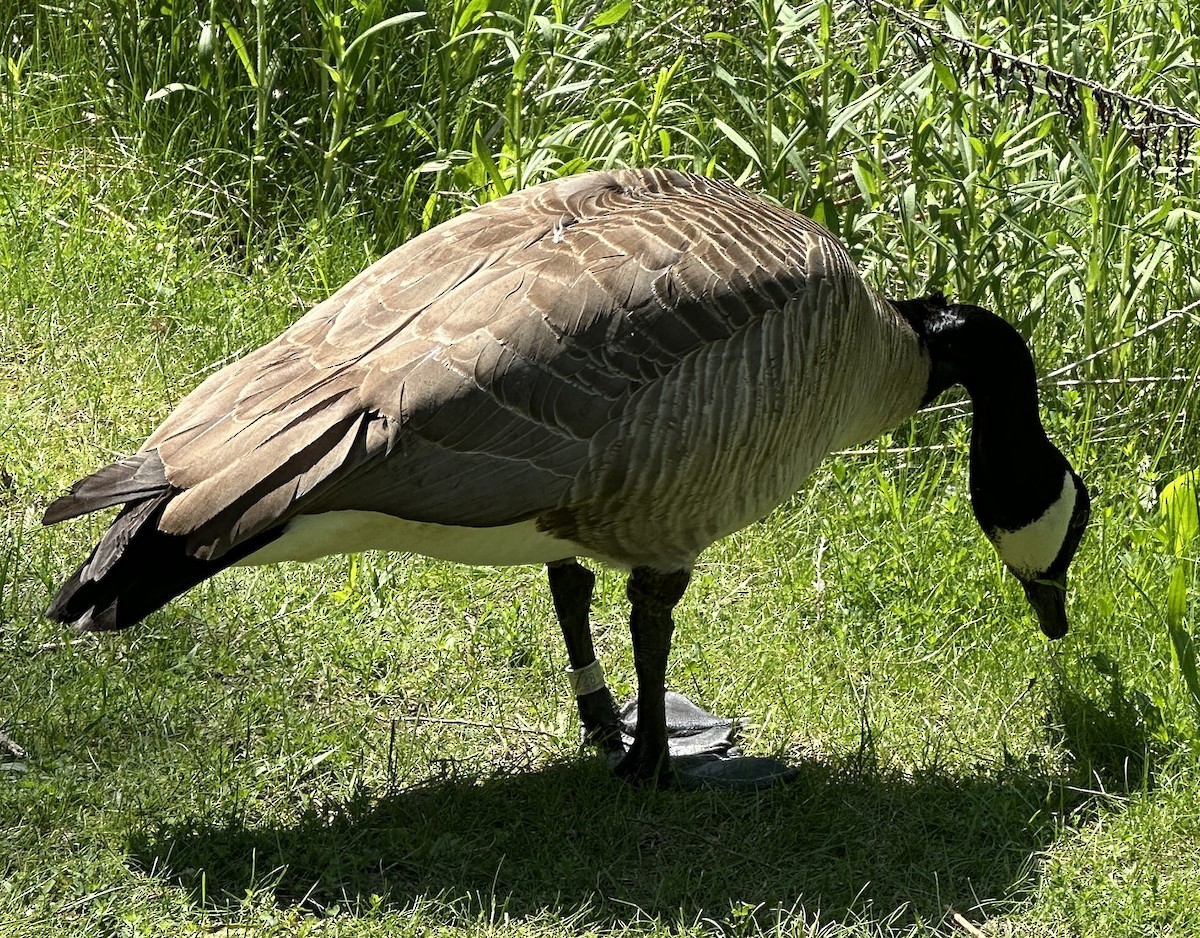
xmin=2 ymin=0 xmax=1200 ymax=935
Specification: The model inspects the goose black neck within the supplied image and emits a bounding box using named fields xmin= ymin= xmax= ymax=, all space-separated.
xmin=893 ymin=296 xmax=1040 ymax=419
xmin=893 ymin=295 xmax=1066 ymax=531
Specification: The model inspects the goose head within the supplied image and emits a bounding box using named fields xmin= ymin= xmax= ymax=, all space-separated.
xmin=974 ymin=459 xmax=1091 ymax=639
xmin=895 ymin=295 xmax=1092 ymax=639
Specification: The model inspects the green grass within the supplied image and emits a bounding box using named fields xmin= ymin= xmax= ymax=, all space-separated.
xmin=3 ymin=0 xmax=1200 ymax=935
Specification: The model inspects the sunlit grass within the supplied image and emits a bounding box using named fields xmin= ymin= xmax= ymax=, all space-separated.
xmin=2 ymin=0 xmax=1199 ymax=935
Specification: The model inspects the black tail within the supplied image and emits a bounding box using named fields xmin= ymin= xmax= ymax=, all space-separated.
xmin=44 ymin=452 xmax=276 ymax=631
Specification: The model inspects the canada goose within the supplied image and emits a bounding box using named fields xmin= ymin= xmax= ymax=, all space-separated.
xmin=43 ymin=168 xmax=1091 ymax=783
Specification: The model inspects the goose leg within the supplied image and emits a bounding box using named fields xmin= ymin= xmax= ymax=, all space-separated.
xmin=547 ymin=560 xmax=622 ymax=752
xmin=616 ymin=565 xmax=691 ymax=784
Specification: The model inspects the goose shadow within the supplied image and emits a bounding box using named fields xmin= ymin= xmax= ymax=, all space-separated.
xmin=125 ymin=742 xmax=1109 ymax=931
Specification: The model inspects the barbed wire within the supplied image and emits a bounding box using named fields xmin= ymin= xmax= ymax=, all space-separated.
xmin=862 ymin=0 xmax=1200 ymax=169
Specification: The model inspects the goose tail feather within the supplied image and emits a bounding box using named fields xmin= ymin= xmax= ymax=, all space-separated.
xmin=43 ymin=452 xmax=276 ymax=631
xmin=42 ymin=452 xmax=172 ymax=525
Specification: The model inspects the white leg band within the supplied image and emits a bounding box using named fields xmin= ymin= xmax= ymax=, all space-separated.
xmin=566 ymin=660 xmax=607 ymax=697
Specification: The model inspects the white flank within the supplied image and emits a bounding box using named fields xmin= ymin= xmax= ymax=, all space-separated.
xmin=236 ymin=510 xmax=581 ymax=568
xmin=989 ymin=471 xmax=1076 ymax=577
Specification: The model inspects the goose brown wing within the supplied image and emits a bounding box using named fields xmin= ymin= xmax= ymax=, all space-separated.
xmin=141 ymin=169 xmax=845 ymax=559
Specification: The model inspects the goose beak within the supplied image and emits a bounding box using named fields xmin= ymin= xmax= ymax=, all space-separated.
xmin=1023 ymin=577 xmax=1068 ymax=639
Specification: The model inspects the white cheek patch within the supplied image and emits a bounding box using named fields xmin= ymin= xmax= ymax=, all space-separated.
xmin=989 ymin=471 xmax=1076 ymax=578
